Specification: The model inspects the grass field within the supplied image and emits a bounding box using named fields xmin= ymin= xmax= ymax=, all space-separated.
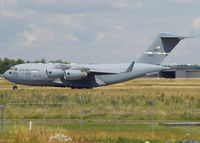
xmin=1 ymin=78 xmax=200 ymax=142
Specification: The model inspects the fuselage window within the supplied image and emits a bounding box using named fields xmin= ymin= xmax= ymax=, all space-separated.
xmin=31 ymin=69 xmax=39 ymax=73
xmin=9 ymin=71 xmax=12 ymax=74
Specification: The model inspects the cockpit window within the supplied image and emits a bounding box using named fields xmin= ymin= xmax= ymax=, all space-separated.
xmin=9 ymin=66 xmax=15 ymax=70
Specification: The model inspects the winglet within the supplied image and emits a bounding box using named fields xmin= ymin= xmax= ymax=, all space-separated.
xmin=125 ymin=61 xmax=135 ymax=72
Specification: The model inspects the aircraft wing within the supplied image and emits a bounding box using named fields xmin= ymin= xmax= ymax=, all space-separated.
xmin=54 ymin=61 xmax=135 ymax=75
xmin=84 ymin=61 xmax=135 ymax=74
xmin=56 ymin=64 xmax=71 ymax=69
xmin=55 ymin=63 xmax=120 ymax=74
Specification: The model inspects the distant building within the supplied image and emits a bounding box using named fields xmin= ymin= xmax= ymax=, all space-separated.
xmin=145 ymin=65 xmax=200 ymax=78
xmin=149 ymin=65 xmax=200 ymax=79
xmin=160 ymin=67 xmax=200 ymax=78
xmin=41 ymin=59 xmax=46 ymax=63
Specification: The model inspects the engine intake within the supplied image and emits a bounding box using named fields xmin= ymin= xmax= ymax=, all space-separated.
xmin=46 ymin=69 xmax=64 ymax=78
xmin=64 ymin=70 xmax=87 ymax=80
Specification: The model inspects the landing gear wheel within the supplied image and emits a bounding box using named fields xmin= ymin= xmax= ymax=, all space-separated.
xmin=13 ymin=86 xmax=18 ymax=90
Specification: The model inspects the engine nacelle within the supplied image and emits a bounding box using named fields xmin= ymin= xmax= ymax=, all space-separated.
xmin=46 ymin=69 xmax=64 ymax=78
xmin=64 ymin=70 xmax=87 ymax=80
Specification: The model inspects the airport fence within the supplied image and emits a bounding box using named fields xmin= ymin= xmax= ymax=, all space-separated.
xmin=1 ymin=95 xmax=200 ymax=138
xmin=0 ymin=95 xmax=83 ymax=132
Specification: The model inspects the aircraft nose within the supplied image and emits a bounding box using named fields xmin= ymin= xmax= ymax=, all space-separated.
xmin=3 ymin=71 xmax=8 ymax=79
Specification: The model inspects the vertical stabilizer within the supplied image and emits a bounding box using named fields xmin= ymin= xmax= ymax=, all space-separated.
xmin=137 ymin=33 xmax=186 ymax=65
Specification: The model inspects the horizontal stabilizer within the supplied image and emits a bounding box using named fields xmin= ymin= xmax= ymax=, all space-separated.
xmin=159 ymin=34 xmax=190 ymax=39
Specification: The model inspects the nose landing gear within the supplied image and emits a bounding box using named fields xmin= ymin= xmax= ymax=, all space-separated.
xmin=13 ymin=85 xmax=18 ymax=90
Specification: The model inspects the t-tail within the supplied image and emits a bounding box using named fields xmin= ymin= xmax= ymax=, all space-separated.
xmin=137 ymin=33 xmax=187 ymax=65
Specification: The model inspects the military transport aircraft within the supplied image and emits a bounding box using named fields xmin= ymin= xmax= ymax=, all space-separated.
xmin=3 ymin=33 xmax=187 ymax=89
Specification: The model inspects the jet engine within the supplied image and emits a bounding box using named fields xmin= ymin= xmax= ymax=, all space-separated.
xmin=46 ymin=69 xmax=64 ymax=78
xmin=64 ymin=70 xmax=87 ymax=80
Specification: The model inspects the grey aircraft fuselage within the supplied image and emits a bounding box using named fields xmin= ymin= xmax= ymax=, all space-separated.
xmin=3 ymin=63 xmax=167 ymax=88
xmin=3 ymin=33 xmax=188 ymax=89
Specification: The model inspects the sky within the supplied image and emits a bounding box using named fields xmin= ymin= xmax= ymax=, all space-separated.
xmin=1 ymin=0 xmax=200 ymax=64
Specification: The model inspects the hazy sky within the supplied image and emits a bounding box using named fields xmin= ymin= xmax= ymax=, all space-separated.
xmin=1 ymin=0 xmax=200 ymax=64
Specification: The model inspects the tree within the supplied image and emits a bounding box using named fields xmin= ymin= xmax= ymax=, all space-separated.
xmin=34 ymin=60 xmax=40 ymax=63
xmin=49 ymin=60 xmax=69 ymax=64
xmin=17 ymin=59 xmax=24 ymax=64
xmin=0 ymin=58 xmax=24 ymax=74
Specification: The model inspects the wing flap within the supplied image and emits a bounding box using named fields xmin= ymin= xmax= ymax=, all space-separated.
xmin=88 ymin=69 xmax=119 ymax=74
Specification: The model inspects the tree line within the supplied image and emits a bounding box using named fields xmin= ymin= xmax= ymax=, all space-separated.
xmin=0 ymin=58 xmax=69 ymax=74
xmin=0 ymin=58 xmax=24 ymax=74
